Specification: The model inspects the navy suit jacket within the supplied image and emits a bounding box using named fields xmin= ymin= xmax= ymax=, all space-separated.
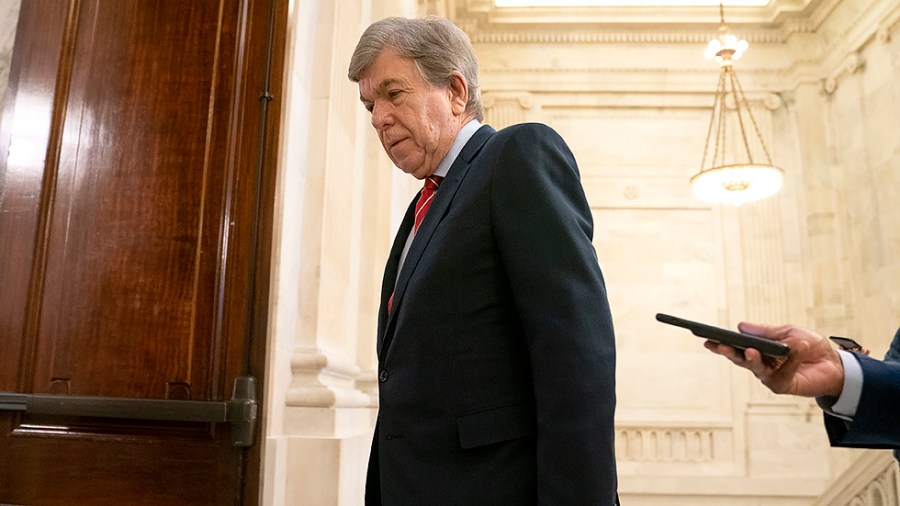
xmin=366 ymin=123 xmax=618 ymax=505
xmin=824 ymin=353 xmax=900 ymax=449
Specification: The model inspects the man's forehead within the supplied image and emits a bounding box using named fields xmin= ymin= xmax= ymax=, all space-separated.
xmin=359 ymin=60 xmax=420 ymax=100
xmin=373 ymin=76 xmax=406 ymax=90
xmin=359 ymin=76 xmax=403 ymax=101
xmin=367 ymin=50 xmax=420 ymax=77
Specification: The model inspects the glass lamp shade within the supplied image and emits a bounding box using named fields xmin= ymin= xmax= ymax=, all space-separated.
xmin=690 ymin=164 xmax=784 ymax=206
xmin=704 ymin=34 xmax=749 ymax=63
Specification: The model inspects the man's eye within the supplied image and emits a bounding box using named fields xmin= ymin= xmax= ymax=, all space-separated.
xmin=388 ymin=90 xmax=402 ymax=99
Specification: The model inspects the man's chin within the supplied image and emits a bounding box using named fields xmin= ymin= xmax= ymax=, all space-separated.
xmin=396 ymin=164 xmax=428 ymax=180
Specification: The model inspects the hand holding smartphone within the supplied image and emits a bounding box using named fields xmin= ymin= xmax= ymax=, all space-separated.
xmin=655 ymin=313 xmax=790 ymax=358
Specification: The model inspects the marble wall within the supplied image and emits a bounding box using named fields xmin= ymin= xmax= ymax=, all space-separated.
xmin=261 ymin=0 xmax=900 ymax=503
xmin=468 ymin=1 xmax=899 ymax=504
xmin=262 ymin=0 xmax=420 ymax=503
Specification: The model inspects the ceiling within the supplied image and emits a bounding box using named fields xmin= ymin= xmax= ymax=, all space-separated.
xmin=495 ymin=1 xmax=771 ymax=6
xmin=449 ymin=0 xmax=824 ymax=28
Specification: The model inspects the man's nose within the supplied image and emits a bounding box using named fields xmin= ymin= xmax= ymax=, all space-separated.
xmin=371 ymin=102 xmax=391 ymax=129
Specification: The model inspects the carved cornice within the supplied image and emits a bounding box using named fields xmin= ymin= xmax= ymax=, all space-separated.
xmin=819 ymin=0 xmax=887 ymax=55
xmin=480 ymin=66 xmax=786 ymax=90
xmin=807 ymin=0 xmax=845 ymax=30
xmin=822 ymin=51 xmax=865 ymax=94
xmin=456 ymin=0 xmax=821 ymax=25
xmin=481 ymin=66 xmax=782 ymax=75
xmin=469 ymin=27 xmax=786 ymax=45
xmin=455 ymin=0 xmax=896 ymax=52
xmin=876 ymin=2 xmax=900 ymax=43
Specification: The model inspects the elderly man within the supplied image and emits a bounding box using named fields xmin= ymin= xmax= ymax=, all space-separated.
xmin=348 ymin=15 xmax=619 ymax=506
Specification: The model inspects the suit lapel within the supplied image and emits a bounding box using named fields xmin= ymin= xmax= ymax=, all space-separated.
xmin=376 ymin=196 xmax=417 ymax=356
xmin=379 ymin=125 xmax=495 ymax=361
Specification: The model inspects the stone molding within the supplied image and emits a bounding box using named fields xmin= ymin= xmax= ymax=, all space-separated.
xmin=481 ymin=91 xmax=534 ymax=110
xmin=876 ymin=2 xmax=900 ymax=43
xmin=481 ymin=87 xmax=784 ymax=112
xmin=819 ymin=0 xmax=887 ymax=54
xmin=480 ymin=66 xmax=789 ymax=94
xmin=459 ymin=0 xmax=897 ymax=96
xmin=286 ymin=348 xmax=373 ymax=408
xmin=615 ymin=423 xmax=730 ymax=464
xmin=458 ymin=0 xmax=818 ymax=26
xmin=813 ymin=452 xmax=900 ymax=505
xmin=823 ymin=52 xmax=865 ymax=94
xmin=808 ymin=0 xmax=847 ymax=32
xmin=454 ymin=0 xmax=900 ymax=45
xmin=469 ymin=28 xmax=786 ymax=45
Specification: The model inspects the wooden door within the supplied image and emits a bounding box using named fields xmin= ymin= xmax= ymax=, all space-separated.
xmin=0 ymin=0 xmax=285 ymax=504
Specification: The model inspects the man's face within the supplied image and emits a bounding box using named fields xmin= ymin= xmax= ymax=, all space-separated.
xmin=358 ymin=49 xmax=464 ymax=179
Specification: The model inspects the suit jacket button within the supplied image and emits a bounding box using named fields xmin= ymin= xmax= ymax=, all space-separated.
xmin=379 ymin=370 xmax=389 ymax=382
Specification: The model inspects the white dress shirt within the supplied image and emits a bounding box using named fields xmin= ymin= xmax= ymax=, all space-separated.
xmin=818 ymin=350 xmax=864 ymax=420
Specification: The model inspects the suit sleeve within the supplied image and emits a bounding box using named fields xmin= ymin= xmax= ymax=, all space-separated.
xmin=490 ymin=123 xmax=618 ymax=504
xmin=824 ymin=354 xmax=900 ymax=449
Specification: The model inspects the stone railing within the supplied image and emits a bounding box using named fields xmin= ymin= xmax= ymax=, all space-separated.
xmin=814 ymin=451 xmax=899 ymax=505
xmin=614 ymin=422 xmax=735 ymax=477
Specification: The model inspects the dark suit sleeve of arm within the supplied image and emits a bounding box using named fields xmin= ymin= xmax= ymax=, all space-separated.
xmin=824 ymin=355 xmax=900 ymax=449
xmin=491 ymin=124 xmax=617 ymax=504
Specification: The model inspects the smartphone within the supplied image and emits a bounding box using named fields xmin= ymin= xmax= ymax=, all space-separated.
xmin=655 ymin=313 xmax=790 ymax=358
xmin=829 ymin=336 xmax=863 ymax=351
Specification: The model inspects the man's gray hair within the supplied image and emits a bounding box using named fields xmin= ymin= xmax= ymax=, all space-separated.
xmin=348 ymin=16 xmax=484 ymax=122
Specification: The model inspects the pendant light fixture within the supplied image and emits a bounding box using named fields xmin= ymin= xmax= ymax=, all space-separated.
xmin=691 ymin=1 xmax=783 ymax=206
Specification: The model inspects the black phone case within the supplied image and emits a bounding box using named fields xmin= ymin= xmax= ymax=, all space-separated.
xmin=655 ymin=313 xmax=790 ymax=358
xmin=829 ymin=336 xmax=862 ymax=350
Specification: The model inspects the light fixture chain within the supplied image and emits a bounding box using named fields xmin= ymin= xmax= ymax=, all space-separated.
xmin=730 ymin=68 xmax=774 ymax=164
xmin=716 ymin=76 xmax=727 ymax=167
xmin=727 ymin=66 xmax=756 ymax=164
xmin=700 ymin=69 xmax=727 ymax=172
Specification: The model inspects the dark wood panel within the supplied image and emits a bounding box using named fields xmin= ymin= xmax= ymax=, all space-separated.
xmin=31 ymin=0 xmax=235 ymax=399
xmin=0 ymin=0 xmax=69 ymax=392
xmin=2 ymin=415 xmax=241 ymax=505
xmin=0 ymin=0 xmax=287 ymax=502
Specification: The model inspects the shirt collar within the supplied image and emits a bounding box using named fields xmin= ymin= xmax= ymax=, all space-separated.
xmin=433 ymin=119 xmax=482 ymax=179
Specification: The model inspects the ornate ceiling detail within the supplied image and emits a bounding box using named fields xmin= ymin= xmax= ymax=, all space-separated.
xmin=450 ymin=0 xmax=823 ymax=26
xmin=447 ymin=0 xmax=889 ymax=45
xmin=823 ymin=51 xmax=864 ymax=94
xmin=468 ymin=27 xmax=786 ymax=44
xmin=875 ymin=3 xmax=900 ymax=43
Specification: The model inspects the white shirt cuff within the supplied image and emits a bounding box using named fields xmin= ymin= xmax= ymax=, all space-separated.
xmin=821 ymin=350 xmax=863 ymax=420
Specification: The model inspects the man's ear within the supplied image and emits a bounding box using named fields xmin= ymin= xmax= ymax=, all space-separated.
xmin=447 ymin=71 xmax=468 ymax=116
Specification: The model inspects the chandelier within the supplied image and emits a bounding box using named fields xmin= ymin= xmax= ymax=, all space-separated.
xmin=691 ymin=2 xmax=783 ymax=206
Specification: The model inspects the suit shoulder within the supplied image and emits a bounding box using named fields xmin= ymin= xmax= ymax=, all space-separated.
xmin=487 ymin=123 xmax=569 ymax=154
xmin=495 ymin=122 xmax=561 ymax=140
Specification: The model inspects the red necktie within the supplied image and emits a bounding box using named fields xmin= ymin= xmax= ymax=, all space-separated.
xmin=413 ymin=176 xmax=442 ymax=233
xmin=388 ymin=176 xmax=443 ymax=313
